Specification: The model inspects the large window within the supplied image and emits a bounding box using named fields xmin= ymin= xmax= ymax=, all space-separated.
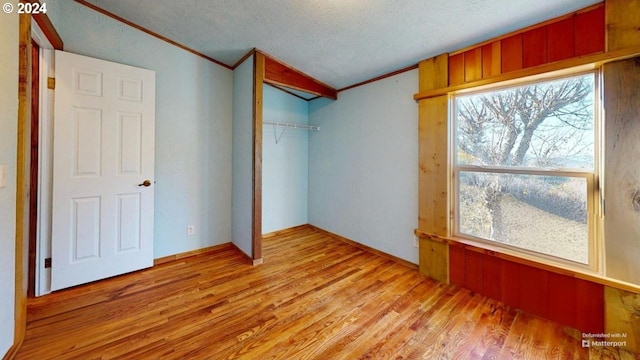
xmin=452 ymin=72 xmax=598 ymax=266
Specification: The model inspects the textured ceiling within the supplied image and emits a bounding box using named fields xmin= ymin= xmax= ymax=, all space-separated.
xmin=83 ymin=0 xmax=602 ymax=90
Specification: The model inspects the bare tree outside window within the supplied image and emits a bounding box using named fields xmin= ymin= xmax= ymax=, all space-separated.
xmin=454 ymin=73 xmax=595 ymax=264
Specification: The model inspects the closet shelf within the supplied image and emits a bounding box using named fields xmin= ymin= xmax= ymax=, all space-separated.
xmin=263 ymin=121 xmax=320 ymax=131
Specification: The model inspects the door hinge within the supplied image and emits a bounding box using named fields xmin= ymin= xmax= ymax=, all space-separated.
xmin=44 ymin=258 xmax=52 ymax=268
xmin=47 ymin=77 xmax=55 ymax=89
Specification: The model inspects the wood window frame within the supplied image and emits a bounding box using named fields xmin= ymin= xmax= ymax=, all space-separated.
xmin=447 ymin=68 xmax=603 ymax=275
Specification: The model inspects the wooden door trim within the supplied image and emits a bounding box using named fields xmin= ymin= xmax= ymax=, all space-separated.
xmin=252 ymin=52 xmax=264 ymax=264
xmin=26 ymin=1 xmax=63 ymax=51
xmin=8 ymin=11 xmax=62 ymax=357
xmin=6 ymin=13 xmax=33 ymax=360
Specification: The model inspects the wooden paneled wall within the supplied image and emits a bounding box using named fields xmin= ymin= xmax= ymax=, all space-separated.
xmin=605 ymin=287 xmax=640 ymax=352
xmin=603 ymin=58 xmax=640 ymax=286
xmin=416 ymin=0 xmax=640 ymax=348
xmin=447 ymin=4 xmax=604 ymax=87
xmin=449 ymin=246 xmax=604 ymax=333
xmin=601 ymin=0 xmax=640 ymax=349
xmin=417 ymin=54 xmax=449 ymax=283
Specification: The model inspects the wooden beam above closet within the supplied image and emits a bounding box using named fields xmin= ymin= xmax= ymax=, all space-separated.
xmin=260 ymin=51 xmax=338 ymax=100
xmin=26 ymin=0 xmax=64 ymax=50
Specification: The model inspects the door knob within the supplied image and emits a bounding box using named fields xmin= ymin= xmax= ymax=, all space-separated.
xmin=138 ymin=180 xmax=152 ymax=187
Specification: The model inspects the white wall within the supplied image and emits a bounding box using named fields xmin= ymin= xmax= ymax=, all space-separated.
xmin=46 ymin=0 xmax=233 ymax=258
xmin=308 ymin=69 xmax=419 ymax=264
xmin=231 ymin=56 xmax=254 ymax=256
xmin=262 ymin=85 xmax=309 ymax=234
xmin=0 ymin=11 xmax=18 ymax=356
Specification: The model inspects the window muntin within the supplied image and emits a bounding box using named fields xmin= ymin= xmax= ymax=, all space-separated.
xmin=452 ymin=72 xmax=597 ymax=266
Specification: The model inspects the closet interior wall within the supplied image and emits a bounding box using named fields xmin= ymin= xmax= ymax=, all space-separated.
xmin=261 ymin=85 xmax=310 ymax=234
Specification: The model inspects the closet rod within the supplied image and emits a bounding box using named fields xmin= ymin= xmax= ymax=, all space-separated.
xmin=263 ymin=121 xmax=320 ymax=131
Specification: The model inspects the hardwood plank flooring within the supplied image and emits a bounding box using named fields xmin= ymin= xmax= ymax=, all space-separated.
xmin=14 ymin=226 xmax=626 ymax=359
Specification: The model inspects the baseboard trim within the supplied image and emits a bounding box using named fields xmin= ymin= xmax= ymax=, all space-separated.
xmin=262 ymin=224 xmax=310 ymax=238
xmin=307 ymin=225 xmax=419 ymax=271
xmin=153 ymin=243 xmax=233 ymax=266
xmin=3 ymin=339 xmax=23 ymax=360
xmin=228 ymin=242 xmax=262 ymax=266
xmin=153 ymin=225 xmax=418 ymax=271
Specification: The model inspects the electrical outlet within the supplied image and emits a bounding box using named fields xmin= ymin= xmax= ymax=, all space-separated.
xmin=413 ymin=236 xmax=419 ymax=248
xmin=187 ymin=225 xmax=195 ymax=236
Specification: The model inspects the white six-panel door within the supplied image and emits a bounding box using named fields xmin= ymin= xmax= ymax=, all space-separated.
xmin=51 ymin=50 xmax=155 ymax=291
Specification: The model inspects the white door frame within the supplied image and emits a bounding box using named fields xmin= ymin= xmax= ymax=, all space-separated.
xmin=31 ymin=21 xmax=55 ymax=296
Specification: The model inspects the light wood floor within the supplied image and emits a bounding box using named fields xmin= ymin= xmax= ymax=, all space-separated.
xmin=15 ymin=225 xmax=620 ymax=359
